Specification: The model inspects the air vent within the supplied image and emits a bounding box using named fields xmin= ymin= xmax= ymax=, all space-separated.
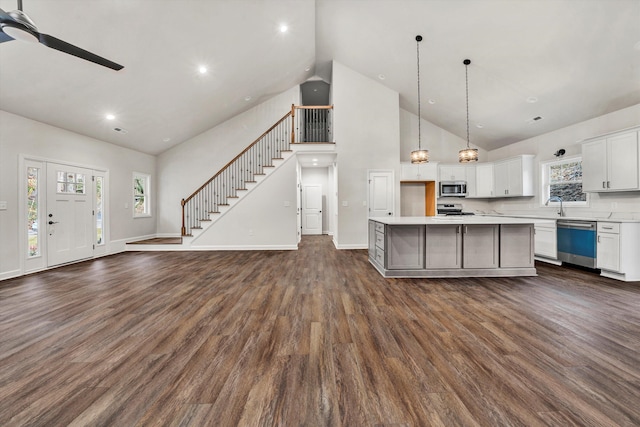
xmin=526 ymin=116 xmax=544 ymax=124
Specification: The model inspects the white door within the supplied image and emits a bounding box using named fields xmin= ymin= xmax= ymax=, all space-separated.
xmin=302 ymin=184 xmax=322 ymax=235
xmin=47 ymin=164 xmax=94 ymax=266
xmin=368 ymin=171 xmax=394 ymax=217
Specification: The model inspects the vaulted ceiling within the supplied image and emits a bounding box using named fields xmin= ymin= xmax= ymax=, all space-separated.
xmin=1 ymin=0 xmax=639 ymax=155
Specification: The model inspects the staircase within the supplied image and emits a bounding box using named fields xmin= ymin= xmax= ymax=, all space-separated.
xmin=125 ymin=105 xmax=333 ymax=251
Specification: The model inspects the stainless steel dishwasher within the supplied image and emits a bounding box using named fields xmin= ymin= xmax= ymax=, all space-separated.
xmin=556 ymin=220 xmax=597 ymax=268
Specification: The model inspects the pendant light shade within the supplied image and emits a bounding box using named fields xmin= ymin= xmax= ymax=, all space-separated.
xmin=411 ymin=35 xmax=429 ymax=164
xmin=459 ymin=59 xmax=479 ymax=163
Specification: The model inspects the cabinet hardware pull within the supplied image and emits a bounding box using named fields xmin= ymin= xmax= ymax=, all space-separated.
xmin=607 ymin=181 xmax=610 ymax=188
xmin=603 ymin=181 xmax=606 ymax=188
xmin=598 ymin=235 xmax=601 ymax=243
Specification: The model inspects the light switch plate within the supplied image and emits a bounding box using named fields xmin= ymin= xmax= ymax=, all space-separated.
xmin=0 ymin=201 xmax=7 ymax=210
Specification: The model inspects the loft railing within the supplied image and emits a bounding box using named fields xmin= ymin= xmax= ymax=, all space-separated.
xmin=292 ymin=105 xmax=333 ymax=144
xmin=181 ymin=105 xmax=333 ymax=236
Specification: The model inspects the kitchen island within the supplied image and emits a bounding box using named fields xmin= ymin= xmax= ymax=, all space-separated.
xmin=369 ymin=216 xmax=539 ymax=278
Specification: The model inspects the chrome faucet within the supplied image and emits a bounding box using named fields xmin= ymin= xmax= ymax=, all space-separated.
xmin=545 ymin=196 xmax=564 ymax=217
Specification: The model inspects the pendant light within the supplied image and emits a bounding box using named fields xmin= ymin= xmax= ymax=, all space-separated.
xmin=459 ymin=59 xmax=479 ymax=163
xmin=410 ymin=35 xmax=429 ymax=164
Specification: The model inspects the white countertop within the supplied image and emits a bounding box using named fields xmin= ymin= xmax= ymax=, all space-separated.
xmin=480 ymin=214 xmax=640 ymax=223
xmin=370 ymin=216 xmax=545 ymax=225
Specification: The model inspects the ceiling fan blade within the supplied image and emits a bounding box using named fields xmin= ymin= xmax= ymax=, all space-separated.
xmin=38 ymin=33 xmax=124 ymax=71
xmin=0 ymin=31 xmax=13 ymax=43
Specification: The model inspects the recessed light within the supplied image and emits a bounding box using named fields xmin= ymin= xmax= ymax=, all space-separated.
xmin=162 ymin=137 xmax=171 ymax=143
xmin=279 ymin=24 xmax=288 ymax=33
xmin=244 ymin=96 xmax=252 ymax=102
xmin=105 ymin=114 xmax=115 ymax=120
xmin=378 ymin=74 xmax=385 ymax=80
xmin=305 ymin=66 xmax=311 ymax=71
xmin=313 ymin=163 xmax=318 ymax=166
xmin=476 ymin=124 xmax=484 ymax=129
xmin=526 ymin=96 xmax=538 ymax=103
xmin=428 ymin=99 xmax=436 ymax=104
xmin=198 ymin=65 xmax=208 ymax=74
xmin=312 ymin=158 xmax=318 ymax=161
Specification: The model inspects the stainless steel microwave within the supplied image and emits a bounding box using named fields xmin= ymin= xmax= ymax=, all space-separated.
xmin=440 ymin=181 xmax=467 ymax=197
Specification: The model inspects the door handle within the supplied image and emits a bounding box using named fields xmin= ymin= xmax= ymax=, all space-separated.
xmin=48 ymin=221 xmax=59 ymax=225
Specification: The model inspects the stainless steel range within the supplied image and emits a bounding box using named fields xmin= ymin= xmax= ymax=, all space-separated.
xmin=437 ymin=203 xmax=475 ymax=216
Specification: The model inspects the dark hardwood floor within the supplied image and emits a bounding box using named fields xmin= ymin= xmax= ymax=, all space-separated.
xmin=1 ymin=235 xmax=639 ymax=426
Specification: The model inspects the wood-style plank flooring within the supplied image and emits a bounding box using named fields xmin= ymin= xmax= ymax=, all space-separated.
xmin=1 ymin=235 xmax=639 ymax=426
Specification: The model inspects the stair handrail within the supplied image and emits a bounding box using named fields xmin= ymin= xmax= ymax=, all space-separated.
xmin=181 ymin=110 xmax=292 ymax=235
xmin=181 ymin=104 xmax=334 ymax=236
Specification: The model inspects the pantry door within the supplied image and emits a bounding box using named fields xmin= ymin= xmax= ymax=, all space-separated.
xmin=46 ymin=164 xmax=94 ymax=267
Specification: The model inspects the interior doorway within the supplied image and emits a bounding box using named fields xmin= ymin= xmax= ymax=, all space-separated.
xmin=300 ymin=166 xmax=332 ymax=236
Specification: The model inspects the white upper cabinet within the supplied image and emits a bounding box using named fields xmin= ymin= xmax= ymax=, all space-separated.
xmin=493 ymin=155 xmax=535 ymax=197
xmin=438 ymin=165 xmax=467 ymax=182
xmin=582 ymin=129 xmax=639 ymax=192
xmin=467 ymin=163 xmax=494 ymax=198
xmin=400 ymin=162 xmax=438 ymax=181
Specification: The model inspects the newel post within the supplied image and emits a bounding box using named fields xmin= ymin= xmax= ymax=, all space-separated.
xmin=291 ymin=104 xmax=296 ymax=144
xmin=180 ymin=198 xmax=186 ymax=236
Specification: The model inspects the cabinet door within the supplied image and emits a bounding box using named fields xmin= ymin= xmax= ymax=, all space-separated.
xmin=387 ymin=225 xmax=425 ymax=270
xmin=534 ymin=224 xmax=557 ymax=259
xmin=475 ymin=163 xmax=494 ymax=197
xmin=582 ymin=138 xmax=608 ymax=192
xmin=506 ymin=158 xmax=524 ymax=196
xmin=462 ymin=225 xmax=499 ymax=268
xmin=401 ymin=163 xmax=419 ymax=181
xmin=597 ymin=232 xmax=620 ymax=271
xmin=425 ymin=225 xmax=462 ymax=268
xmin=500 ymin=224 xmax=534 ymax=267
xmin=368 ymin=221 xmax=377 ymax=259
xmin=607 ymin=132 xmax=639 ymax=190
xmin=439 ymin=165 xmax=467 ymax=182
xmin=494 ymin=161 xmax=509 ymax=196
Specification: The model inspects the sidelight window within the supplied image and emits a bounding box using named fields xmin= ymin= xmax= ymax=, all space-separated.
xmin=27 ymin=166 xmax=40 ymax=257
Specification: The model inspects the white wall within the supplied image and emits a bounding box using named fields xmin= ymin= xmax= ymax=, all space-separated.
xmin=331 ymin=61 xmax=401 ymax=248
xmin=188 ymin=156 xmax=298 ymax=249
xmin=156 ymin=87 xmax=300 ymax=236
xmin=487 ymin=103 xmax=640 ymax=218
xmin=301 ymin=167 xmax=331 ymax=233
xmin=0 ymin=110 xmax=156 ymax=279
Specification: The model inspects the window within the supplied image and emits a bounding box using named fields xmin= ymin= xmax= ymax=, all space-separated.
xmin=96 ymin=176 xmax=104 ymax=245
xmin=27 ymin=166 xmax=40 ymax=257
xmin=541 ymin=157 xmax=588 ymax=206
xmin=56 ymin=170 xmax=86 ymax=194
xmin=133 ymin=172 xmax=151 ymax=217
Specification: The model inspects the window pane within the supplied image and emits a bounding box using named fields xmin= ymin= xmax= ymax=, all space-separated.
xmin=550 ymin=183 xmax=587 ymax=202
xmin=27 ymin=167 xmax=39 ymax=257
xmin=96 ymin=176 xmax=103 ymax=245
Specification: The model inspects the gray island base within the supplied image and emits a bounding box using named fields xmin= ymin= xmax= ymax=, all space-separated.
xmin=369 ymin=216 xmax=537 ymax=278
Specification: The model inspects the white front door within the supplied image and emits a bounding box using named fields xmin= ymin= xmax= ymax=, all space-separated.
xmin=302 ymin=184 xmax=323 ymax=235
xmin=47 ymin=164 xmax=94 ymax=267
xmin=368 ymin=171 xmax=394 ymax=217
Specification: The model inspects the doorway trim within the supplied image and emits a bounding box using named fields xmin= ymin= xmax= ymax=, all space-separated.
xmin=18 ymin=154 xmax=109 ymax=276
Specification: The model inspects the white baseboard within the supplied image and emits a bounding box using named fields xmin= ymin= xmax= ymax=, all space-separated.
xmin=334 ymin=243 xmax=368 ymax=250
xmin=187 ymin=244 xmax=298 ymax=251
xmin=0 ymin=269 xmax=22 ymax=282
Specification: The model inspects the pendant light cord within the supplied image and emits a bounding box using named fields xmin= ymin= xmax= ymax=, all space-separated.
xmin=465 ymin=60 xmax=470 ymax=149
xmin=416 ymin=36 xmax=422 ymax=150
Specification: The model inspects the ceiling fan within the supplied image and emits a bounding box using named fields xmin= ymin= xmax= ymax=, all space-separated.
xmin=0 ymin=0 xmax=123 ymax=70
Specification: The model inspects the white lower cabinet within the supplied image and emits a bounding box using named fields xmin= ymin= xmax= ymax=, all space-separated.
xmin=534 ymin=221 xmax=557 ymax=260
xmin=596 ymin=222 xmax=640 ymax=281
